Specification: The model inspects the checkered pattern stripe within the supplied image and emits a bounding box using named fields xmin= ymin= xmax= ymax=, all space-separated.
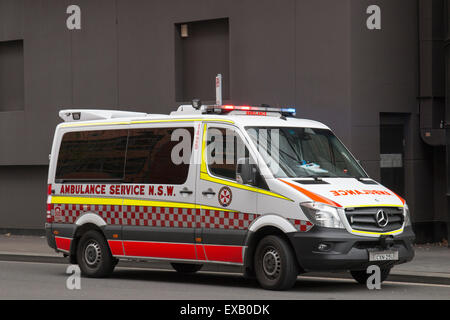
xmin=52 ymin=203 xmax=313 ymax=232
xmin=122 ymin=206 xmax=197 ymax=228
xmin=199 ymin=210 xmax=257 ymax=230
xmin=122 ymin=207 xmax=256 ymax=230
xmin=53 ymin=204 xmax=122 ymax=225
xmin=289 ymin=219 xmax=314 ymax=232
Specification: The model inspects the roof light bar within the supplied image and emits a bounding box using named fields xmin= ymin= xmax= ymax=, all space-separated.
xmin=204 ymin=105 xmax=296 ymax=117
xmin=281 ymin=108 xmax=297 ymax=117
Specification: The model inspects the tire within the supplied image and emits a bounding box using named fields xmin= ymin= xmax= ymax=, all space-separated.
xmin=76 ymin=230 xmax=115 ymax=278
xmin=171 ymin=263 xmax=203 ymax=273
xmin=254 ymin=235 xmax=299 ymax=290
xmin=350 ymin=267 xmax=391 ymax=285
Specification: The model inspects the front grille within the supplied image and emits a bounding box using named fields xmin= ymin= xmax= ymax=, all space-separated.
xmin=345 ymin=207 xmax=404 ymax=233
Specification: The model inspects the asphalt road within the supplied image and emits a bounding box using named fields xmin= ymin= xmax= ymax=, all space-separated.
xmin=0 ymin=260 xmax=450 ymax=300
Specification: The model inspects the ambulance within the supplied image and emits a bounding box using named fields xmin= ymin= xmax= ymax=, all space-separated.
xmin=45 ymin=103 xmax=415 ymax=290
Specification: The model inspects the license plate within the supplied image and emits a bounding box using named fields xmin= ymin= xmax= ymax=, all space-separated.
xmin=369 ymin=250 xmax=399 ymax=262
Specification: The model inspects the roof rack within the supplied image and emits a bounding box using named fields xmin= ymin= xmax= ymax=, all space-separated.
xmin=59 ymin=109 xmax=148 ymax=122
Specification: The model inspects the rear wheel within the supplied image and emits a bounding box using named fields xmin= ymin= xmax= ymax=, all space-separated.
xmin=171 ymin=263 xmax=203 ymax=274
xmin=76 ymin=230 xmax=115 ymax=278
xmin=254 ymin=235 xmax=298 ymax=290
xmin=350 ymin=267 xmax=391 ymax=285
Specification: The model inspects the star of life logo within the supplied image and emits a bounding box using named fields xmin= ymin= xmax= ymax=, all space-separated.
xmin=218 ymin=186 xmax=232 ymax=207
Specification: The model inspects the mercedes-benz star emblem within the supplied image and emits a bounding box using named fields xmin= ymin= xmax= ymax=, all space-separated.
xmin=376 ymin=209 xmax=389 ymax=228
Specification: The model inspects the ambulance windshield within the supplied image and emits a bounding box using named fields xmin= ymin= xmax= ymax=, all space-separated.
xmin=245 ymin=127 xmax=367 ymax=179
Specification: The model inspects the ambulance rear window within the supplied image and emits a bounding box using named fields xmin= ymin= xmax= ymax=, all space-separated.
xmin=124 ymin=127 xmax=194 ymax=184
xmin=55 ymin=129 xmax=128 ymax=181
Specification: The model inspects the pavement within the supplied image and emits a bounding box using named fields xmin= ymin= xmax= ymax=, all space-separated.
xmin=0 ymin=234 xmax=449 ymax=285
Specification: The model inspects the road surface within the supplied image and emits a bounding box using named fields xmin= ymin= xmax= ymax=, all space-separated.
xmin=0 ymin=260 xmax=450 ymax=300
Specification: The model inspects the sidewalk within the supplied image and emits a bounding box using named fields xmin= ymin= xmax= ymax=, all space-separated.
xmin=0 ymin=234 xmax=59 ymax=257
xmin=1 ymin=234 xmax=449 ymax=284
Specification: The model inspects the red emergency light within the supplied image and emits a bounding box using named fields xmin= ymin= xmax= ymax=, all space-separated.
xmin=204 ymin=104 xmax=296 ymax=117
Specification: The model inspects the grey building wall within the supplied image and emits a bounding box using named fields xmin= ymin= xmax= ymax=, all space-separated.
xmin=0 ymin=0 xmax=447 ymax=242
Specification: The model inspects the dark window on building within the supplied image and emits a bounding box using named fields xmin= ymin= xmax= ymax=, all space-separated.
xmin=125 ymin=127 xmax=194 ymax=184
xmin=55 ymin=130 xmax=128 ymax=181
xmin=380 ymin=113 xmax=408 ymax=197
xmin=0 ymin=40 xmax=24 ymax=111
xmin=175 ymin=18 xmax=229 ymax=102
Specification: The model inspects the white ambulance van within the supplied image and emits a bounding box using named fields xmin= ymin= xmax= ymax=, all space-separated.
xmin=45 ymin=104 xmax=415 ymax=290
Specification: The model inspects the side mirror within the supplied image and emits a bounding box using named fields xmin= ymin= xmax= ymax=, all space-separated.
xmin=236 ymin=158 xmax=257 ymax=185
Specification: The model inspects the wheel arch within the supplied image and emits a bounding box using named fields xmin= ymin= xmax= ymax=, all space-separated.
xmin=248 ymin=214 xmax=297 ymax=234
xmin=75 ymin=213 xmax=107 ymax=228
xmin=244 ymin=215 xmax=302 ymax=275
xmin=69 ymin=214 xmax=107 ymax=264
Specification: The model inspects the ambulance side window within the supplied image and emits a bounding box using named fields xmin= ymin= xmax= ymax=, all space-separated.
xmin=55 ymin=129 xmax=128 ymax=181
xmin=206 ymin=127 xmax=251 ymax=182
xmin=124 ymin=127 xmax=194 ymax=184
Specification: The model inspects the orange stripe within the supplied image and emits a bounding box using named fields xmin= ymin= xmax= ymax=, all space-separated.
xmin=391 ymin=191 xmax=405 ymax=205
xmin=280 ymin=179 xmax=342 ymax=207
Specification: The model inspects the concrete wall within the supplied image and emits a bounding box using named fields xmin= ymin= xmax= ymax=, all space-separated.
xmin=0 ymin=0 xmax=447 ymax=241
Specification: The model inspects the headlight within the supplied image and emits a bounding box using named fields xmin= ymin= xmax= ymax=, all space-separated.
xmin=403 ymin=203 xmax=411 ymax=226
xmin=300 ymin=202 xmax=345 ymax=229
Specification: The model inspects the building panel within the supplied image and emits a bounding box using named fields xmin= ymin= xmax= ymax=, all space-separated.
xmin=0 ymin=0 xmax=446 ymax=242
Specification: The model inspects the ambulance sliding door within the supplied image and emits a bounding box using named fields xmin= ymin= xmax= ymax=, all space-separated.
xmin=121 ymin=124 xmax=198 ymax=261
xmin=196 ymin=123 xmax=258 ymax=264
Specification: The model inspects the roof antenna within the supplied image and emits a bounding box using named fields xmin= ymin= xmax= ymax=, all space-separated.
xmin=215 ymin=73 xmax=222 ymax=106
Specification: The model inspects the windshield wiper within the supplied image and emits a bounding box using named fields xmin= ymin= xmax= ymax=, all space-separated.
xmin=298 ymin=175 xmax=332 ymax=181
xmin=306 ymin=175 xmax=367 ymax=179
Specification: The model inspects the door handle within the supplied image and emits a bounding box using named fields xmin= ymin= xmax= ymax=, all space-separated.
xmin=180 ymin=188 xmax=193 ymax=195
xmin=202 ymin=189 xmax=216 ymax=196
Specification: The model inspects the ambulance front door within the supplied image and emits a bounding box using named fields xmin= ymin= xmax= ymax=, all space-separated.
xmin=195 ymin=123 xmax=258 ymax=264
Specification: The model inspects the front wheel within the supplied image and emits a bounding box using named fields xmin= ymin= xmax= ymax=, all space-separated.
xmin=254 ymin=235 xmax=299 ymax=290
xmin=350 ymin=267 xmax=391 ymax=285
xmin=76 ymin=230 xmax=115 ymax=278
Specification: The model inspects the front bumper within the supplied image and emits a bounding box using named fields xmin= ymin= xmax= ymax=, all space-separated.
xmin=288 ymin=226 xmax=415 ymax=272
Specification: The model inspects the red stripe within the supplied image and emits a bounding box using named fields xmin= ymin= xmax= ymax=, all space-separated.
xmin=203 ymin=244 xmax=243 ymax=263
xmin=108 ymin=240 xmax=124 ymax=256
xmin=123 ymin=241 xmax=197 ymax=260
xmin=55 ymin=237 xmax=71 ymax=252
xmin=196 ymin=244 xmax=207 ymax=260
xmin=121 ymin=241 xmax=243 ymax=263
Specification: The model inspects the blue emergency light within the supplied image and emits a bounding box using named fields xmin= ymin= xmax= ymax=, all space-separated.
xmin=204 ymin=104 xmax=297 ymax=117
